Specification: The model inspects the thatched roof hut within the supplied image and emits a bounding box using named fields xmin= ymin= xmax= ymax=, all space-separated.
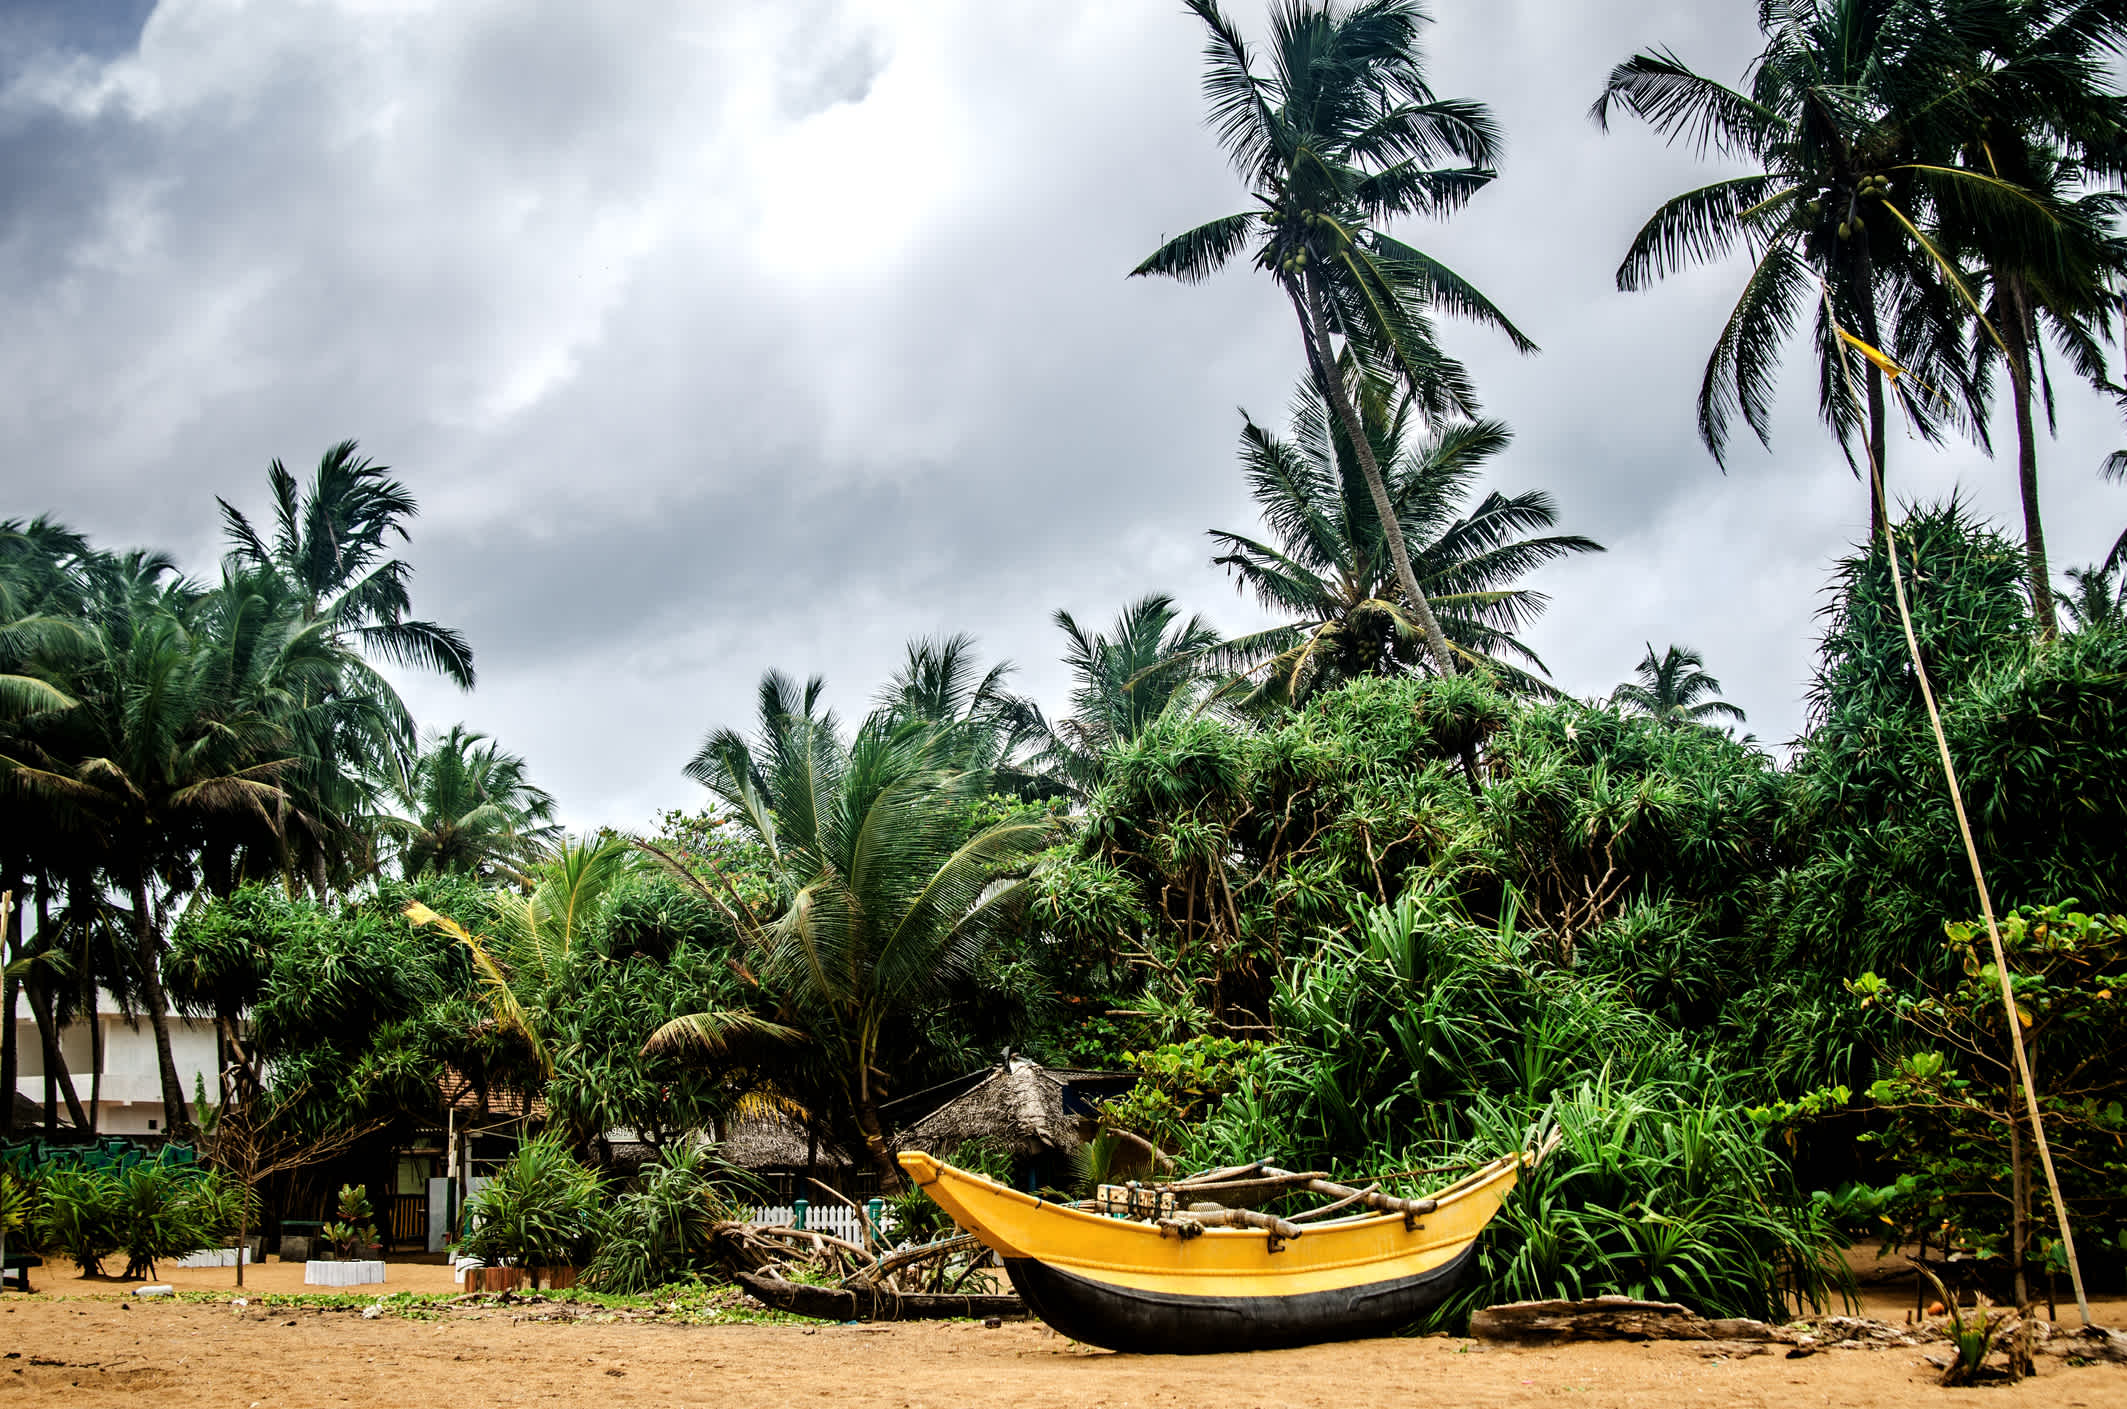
xmin=895 ymin=1057 xmax=1084 ymax=1160
xmin=714 ymin=1113 xmax=848 ymax=1172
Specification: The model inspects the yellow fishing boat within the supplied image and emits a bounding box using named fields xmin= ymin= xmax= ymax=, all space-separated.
xmin=898 ymin=1149 xmax=1529 ymax=1353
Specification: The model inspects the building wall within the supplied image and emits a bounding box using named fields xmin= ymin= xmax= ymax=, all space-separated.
xmin=11 ymin=995 xmax=221 ymax=1135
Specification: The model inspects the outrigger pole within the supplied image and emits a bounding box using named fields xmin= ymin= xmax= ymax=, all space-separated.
xmin=1822 ymin=283 xmax=2091 ymax=1326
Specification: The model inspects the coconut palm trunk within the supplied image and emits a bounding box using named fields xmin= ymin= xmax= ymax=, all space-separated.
xmin=1853 ymin=243 xmax=1891 ymax=547
xmin=0 ymin=887 xmax=15 ymax=1139
xmin=1298 ymin=276 xmax=1458 ymax=678
xmin=128 ymin=869 xmax=190 ymax=1134
xmin=1999 ymin=278 xmax=2056 ymax=634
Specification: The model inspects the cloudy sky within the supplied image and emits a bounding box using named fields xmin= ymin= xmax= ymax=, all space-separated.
xmin=4 ymin=0 xmax=2122 ymax=828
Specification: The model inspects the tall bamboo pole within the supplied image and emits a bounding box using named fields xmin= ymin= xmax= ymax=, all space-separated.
xmin=1825 ymin=287 xmax=2091 ymax=1325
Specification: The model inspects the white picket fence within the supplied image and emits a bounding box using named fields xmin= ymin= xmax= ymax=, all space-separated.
xmin=746 ymin=1204 xmax=893 ymax=1244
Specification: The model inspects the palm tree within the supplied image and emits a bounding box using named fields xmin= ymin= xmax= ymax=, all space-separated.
xmin=662 ymin=683 xmax=1062 ymax=1185
xmin=2058 ymin=563 xmax=2125 ymax=631
xmin=1038 ymin=595 xmax=1223 ymax=797
xmin=1592 ymin=0 xmax=2060 ymax=540
xmin=218 ymin=441 xmax=475 ymax=687
xmin=13 ymin=557 xmax=301 ymax=1133
xmin=1610 ymin=644 xmax=1748 ymax=728
xmin=873 ymin=634 xmax=1051 ymax=794
xmin=1902 ymin=0 xmax=2127 ymax=633
xmin=1134 ymin=0 xmax=1535 ymax=677
xmin=1210 ymin=370 xmax=1601 ymax=706
xmin=372 ymin=725 xmax=559 ymax=882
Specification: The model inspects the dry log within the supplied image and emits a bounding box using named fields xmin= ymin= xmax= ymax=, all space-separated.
xmin=747 ymin=1225 xmax=872 ymax=1260
xmin=844 ymin=1234 xmax=983 ymax=1290
xmin=1468 ymin=1297 xmax=1778 ymax=1344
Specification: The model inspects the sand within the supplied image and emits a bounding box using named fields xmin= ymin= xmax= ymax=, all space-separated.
xmin=2 ymin=1293 xmax=2125 ymax=1408
xmin=5 ymin=1257 xmax=2125 ymax=1408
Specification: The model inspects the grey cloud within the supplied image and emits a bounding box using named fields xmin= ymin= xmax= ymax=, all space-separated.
xmin=3 ymin=0 xmax=2123 ymax=826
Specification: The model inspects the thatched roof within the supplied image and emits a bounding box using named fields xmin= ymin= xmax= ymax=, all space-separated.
xmin=715 ymin=1113 xmax=848 ymax=1171
xmin=437 ymin=1067 xmax=547 ymax=1123
xmin=895 ymin=1058 xmax=1082 ymax=1160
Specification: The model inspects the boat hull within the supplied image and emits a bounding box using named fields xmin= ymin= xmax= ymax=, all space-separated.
xmin=900 ymin=1150 xmax=1522 ymax=1354
xmin=1004 ymin=1243 xmax=1477 ymax=1353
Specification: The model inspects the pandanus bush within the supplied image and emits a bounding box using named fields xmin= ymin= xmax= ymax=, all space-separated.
xmin=583 ymin=1142 xmax=752 ymax=1293
xmin=1169 ymin=895 xmax=1847 ymax=1323
xmin=461 ymin=1136 xmax=603 ymax=1269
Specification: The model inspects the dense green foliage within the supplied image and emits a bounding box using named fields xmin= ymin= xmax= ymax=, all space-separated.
xmin=461 ymin=1136 xmax=606 ymax=1269
xmin=6 ymin=0 xmax=2127 ymax=1335
xmin=32 ymin=1162 xmax=240 ymax=1278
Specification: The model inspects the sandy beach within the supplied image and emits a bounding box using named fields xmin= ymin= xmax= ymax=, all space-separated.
xmin=4 ymin=1269 xmax=2126 ymax=1409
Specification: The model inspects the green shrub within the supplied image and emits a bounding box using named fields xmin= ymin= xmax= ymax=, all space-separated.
xmin=1426 ymin=1080 xmax=1847 ymax=1326
xmin=583 ymin=1142 xmax=750 ymax=1293
xmin=0 ymin=1169 xmax=37 ymax=1252
xmin=113 ymin=1164 xmax=236 ymax=1279
xmin=1171 ymin=896 xmax=1847 ymax=1323
xmin=36 ymin=1168 xmax=121 ymax=1276
xmin=461 ymin=1136 xmax=603 ymax=1268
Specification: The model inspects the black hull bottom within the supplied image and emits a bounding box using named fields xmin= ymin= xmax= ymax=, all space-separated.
xmin=1004 ymin=1244 xmax=1476 ymax=1354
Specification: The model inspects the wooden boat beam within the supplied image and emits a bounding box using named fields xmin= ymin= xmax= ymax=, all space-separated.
xmin=1261 ymin=1167 xmax=1438 ymax=1222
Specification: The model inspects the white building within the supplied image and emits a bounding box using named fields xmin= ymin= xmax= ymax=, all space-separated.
xmin=10 ymin=992 xmax=220 ymax=1135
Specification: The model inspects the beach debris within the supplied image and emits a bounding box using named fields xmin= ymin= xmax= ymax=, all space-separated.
xmin=1469 ymin=1296 xmax=1780 ymax=1344
xmin=131 ymin=1285 xmax=173 ymax=1298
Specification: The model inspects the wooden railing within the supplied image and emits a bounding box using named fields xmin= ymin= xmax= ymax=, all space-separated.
xmin=385 ymin=1193 xmax=427 ymax=1249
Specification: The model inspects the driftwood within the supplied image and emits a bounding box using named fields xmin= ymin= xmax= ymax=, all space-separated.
xmin=845 ymin=1234 xmax=983 ymax=1289
xmin=1469 ymin=1297 xmax=1779 ymax=1344
xmin=747 ymin=1225 xmax=873 ymax=1260
xmin=737 ymin=1271 xmax=1025 ymax=1323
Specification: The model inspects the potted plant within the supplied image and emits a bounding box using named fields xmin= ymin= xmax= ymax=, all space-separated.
xmin=460 ymin=1136 xmax=601 ymax=1291
xmin=305 ymin=1184 xmax=386 ymax=1287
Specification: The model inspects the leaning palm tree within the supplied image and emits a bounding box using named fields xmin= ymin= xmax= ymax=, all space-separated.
xmin=1592 ymin=0 xmax=2061 ymax=539
xmin=1610 ymin=643 xmax=1748 ymax=728
xmin=1134 ymin=0 xmax=1534 ymax=678
xmin=654 ymin=694 xmax=1062 ymax=1186
xmin=371 ymin=724 xmax=559 ymax=882
xmin=1210 ymin=371 xmax=1600 ymax=707
xmin=1037 ymin=595 xmax=1223 ymax=797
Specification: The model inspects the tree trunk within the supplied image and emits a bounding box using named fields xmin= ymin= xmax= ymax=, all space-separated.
xmin=27 ymin=974 xmax=87 ymax=1133
xmin=1294 ymin=276 xmax=1459 ymax=678
xmin=87 ymin=990 xmax=102 ymax=1137
xmin=235 ymin=1183 xmax=250 ymax=1289
xmin=2002 ymin=280 xmax=2056 ymax=635
xmin=2009 ymin=1105 xmax=2031 ymax=1308
xmin=1855 ymin=257 xmax=1890 ymax=546
xmin=128 ymin=870 xmax=190 ymax=1135
xmin=34 ymin=887 xmax=88 ymax=1131
xmin=0 ymin=886 xmax=17 ymax=1140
